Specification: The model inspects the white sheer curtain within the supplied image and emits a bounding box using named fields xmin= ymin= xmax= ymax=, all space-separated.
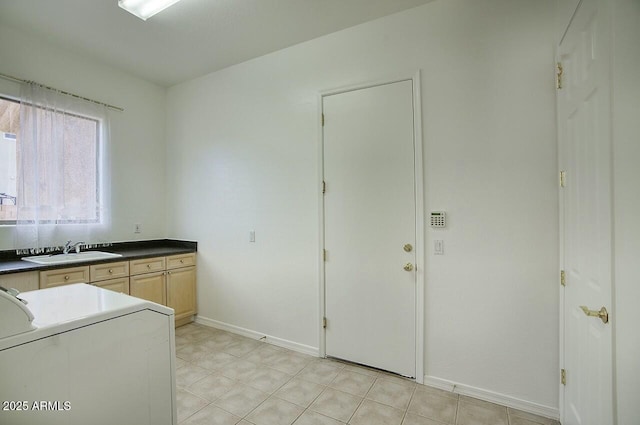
xmin=15 ymin=83 xmax=112 ymax=251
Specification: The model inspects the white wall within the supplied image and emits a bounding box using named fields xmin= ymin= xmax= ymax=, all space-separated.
xmin=612 ymin=0 xmax=640 ymax=423
xmin=0 ymin=24 xmax=167 ymax=249
xmin=167 ymin=0 xmax=558 ymax=414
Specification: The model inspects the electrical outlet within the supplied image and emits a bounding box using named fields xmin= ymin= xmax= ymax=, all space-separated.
xmin=134 ymin=223 xmax=142 ymax=234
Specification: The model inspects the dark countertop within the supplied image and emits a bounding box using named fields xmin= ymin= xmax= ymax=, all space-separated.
xmin=0 ymin=239 xmax=197 ymax=275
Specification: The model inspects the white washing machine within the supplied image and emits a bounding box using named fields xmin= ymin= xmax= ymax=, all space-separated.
xmin=0 ymin=283 xmax=176 ymax=425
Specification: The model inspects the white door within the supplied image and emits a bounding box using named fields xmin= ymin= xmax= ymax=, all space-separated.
xmin=558 ymin=0 xmax=613 ymax=423
xmin=323 ymin=80 xmax=416 ymax=378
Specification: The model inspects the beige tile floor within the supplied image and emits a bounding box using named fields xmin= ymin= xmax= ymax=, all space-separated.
xmin=175 ymin=324 xmax=559 ymax=425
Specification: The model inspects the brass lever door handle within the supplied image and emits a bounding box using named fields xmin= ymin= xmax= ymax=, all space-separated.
xmin=579 ymin=306 xmax=609 ymax=324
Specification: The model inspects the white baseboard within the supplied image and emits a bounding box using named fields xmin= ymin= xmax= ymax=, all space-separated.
xmin=424 ymin=376 xmax=559 ymax=420
xmin=195 ymin=315 xmax=320 ymax=357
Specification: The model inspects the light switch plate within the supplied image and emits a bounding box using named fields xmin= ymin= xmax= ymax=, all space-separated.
xmin=434 ymin=240 xmax=444 ymax=255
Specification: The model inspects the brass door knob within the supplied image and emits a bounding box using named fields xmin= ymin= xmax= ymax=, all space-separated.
xmin=403 ymin=263 xmax=414 ymax=272
xmin=579 ymin=306 xmax=609 ymax=324
xmin=403 ymin=244 xmax=413 ymax=252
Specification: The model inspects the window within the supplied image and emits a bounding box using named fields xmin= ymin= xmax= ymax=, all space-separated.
xmin=0 ymin=96 xmax=101 ymax=225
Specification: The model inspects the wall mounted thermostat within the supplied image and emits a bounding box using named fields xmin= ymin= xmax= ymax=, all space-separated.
xmin=430 ymin=211 xmax=446 ymax=228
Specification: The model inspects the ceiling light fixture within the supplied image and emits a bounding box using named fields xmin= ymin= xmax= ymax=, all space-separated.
xmin=118 ymin=0 xmax=183 ymax=21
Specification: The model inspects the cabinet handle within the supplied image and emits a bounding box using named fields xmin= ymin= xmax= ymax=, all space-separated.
xmin=108 ymin=269 xmax=113 ymax=274
xmin=64 ymin=275 xmax=70 ymax=281
xmin=167 ymin=271 xmax=172 ymax=275
xmin=147 ymin=264 xmax=151 ymax=269
xmin=180 ymin=259 xmax=184 ymax=264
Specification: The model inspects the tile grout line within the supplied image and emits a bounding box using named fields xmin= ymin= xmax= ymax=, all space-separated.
xmin=240 ymin=371 xmax=298 ymax=423
xmin=176 ymin=386 xmax=213 ymax=424
xmin=399 ymin=382 xmax=419 ymax=424
xmin=454 ymin=395 xmax=460 ymax=425
xmin=328 ymin=363 xmax=362 ymax=423
xmin=231 ymin=341 xmax=317 ymax=425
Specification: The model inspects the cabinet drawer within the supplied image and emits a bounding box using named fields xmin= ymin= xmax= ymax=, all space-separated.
xmin=130 ymin=257 xmax=166 ymax=275
xmin=40 ymin=266 xmax=90 ymax=289
xmin=90 ymin=261 xmax=129 ymax=282
xmin=0 ymin=271 xmax=39 ymax=293
xmin=92 ymin=277 xmax=129 ymax=294
xmin=166 ymin=253 xmax=196 ymax=270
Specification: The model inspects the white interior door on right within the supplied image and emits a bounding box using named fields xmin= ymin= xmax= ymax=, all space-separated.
xmin=558 ymin=0 xmax=613 ymax=423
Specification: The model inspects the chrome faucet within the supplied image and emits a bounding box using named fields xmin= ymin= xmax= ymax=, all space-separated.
xmin=63 ymin=241 xmax=85 ymax=254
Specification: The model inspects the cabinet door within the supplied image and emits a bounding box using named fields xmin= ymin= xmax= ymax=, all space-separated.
xmin=166 ymin=266 xmax=196 ymax=321
xmin=0 ymin=271 xmax=39 ymax=293
xmin=40 ymin=266 xmax=90 ymax=289
xmin=93 ymin=277 xmax=130 ymax=294
xmin=130 ymin=272 xmax=166 ymax=305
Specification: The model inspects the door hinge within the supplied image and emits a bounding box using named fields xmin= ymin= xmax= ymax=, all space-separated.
xmin=561 ymin=368 xmax=566 ymax=385
xmin=556 ymin=62 xmax=563 ymax=89
xmin=322 ymin=180 xmax=326 ymax=194
xmin=322 ymin=113 xmax=325 ymax=126
xmin=561 ymin=270 xmax=566 ymax=286
xmin=560 ymin=171 xmax=566 ymax=188
xmin=323 ymin=249 xmax=327 ymax=261
xmin=322 ymin=317 xmax=327 ymax=328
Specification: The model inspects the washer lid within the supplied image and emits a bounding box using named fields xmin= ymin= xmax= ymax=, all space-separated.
xmin=0 ymin=284 xmax=174 ymax=351
xmin=0 ymin=288 xmax=36 ymax=340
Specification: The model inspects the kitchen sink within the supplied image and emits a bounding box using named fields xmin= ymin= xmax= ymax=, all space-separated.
xmin=22 ymin=251 xmax=122 ymax=265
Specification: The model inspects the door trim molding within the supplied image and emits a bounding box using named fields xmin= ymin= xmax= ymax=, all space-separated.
xmin=317 ymin=71 xmax=425 ymax=383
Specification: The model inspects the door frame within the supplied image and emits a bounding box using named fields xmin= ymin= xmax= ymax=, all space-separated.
xmin=557 ymin=0 xmax=614 ymax=421
xmin=557 ymin=48 xmax=567 ymax=424
xmin=317 ymin=72 xmax=425 ymax=383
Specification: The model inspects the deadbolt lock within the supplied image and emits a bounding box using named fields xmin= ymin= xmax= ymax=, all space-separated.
xmin=403 ymin=244 xmax=413 ymax=252
xmin=403 ymin=263 xmax=414 ymax=272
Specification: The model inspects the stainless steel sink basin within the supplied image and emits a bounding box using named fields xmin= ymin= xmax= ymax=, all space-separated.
xmin=22 ymin=251 xmax=122 ymax=265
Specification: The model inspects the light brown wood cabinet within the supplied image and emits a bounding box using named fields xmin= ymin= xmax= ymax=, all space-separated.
xmin=167 ymin=265 xmax=196 ymax=324
xmin=130 ymin=257 xmax=166 ymax=275
xmin=0 ymin=271 xmax=39 ymax=293
xmin=93 ymin=277 xmax=130 ymax=294
xmin=129 ymin=253 xmax=197 ymax=326
xmin=130 ymin=270 xmax=166 ymax=305
xmin=167 ymin=253 xmax=196 ymax=269
xmin=40 ymin=266 xmax=90 ymax=289
xmin=88 ymin=260 xmax=130 ymax=295
xmin=39 ymin=262 xmax=130 ymax=295
xmin=29 ymin=252 xmax=196 ymax=326
xmin=90 ymin=261 xmax=129 ymax=282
